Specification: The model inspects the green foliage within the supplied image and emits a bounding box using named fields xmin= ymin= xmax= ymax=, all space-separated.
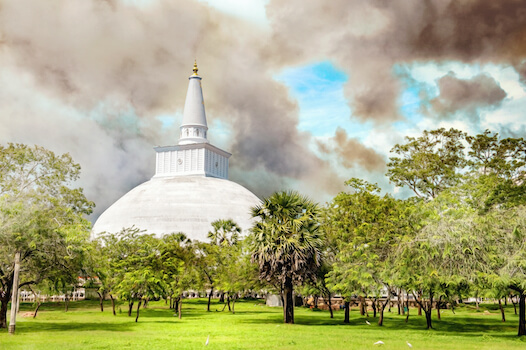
xmin=387 ymin=128 xmax=467 ymax=199
xmin=250 ymin=191 xmax=323 ymax=286
xmin=250 ymin=191 xmax=323 ymax=323
xmin=0 ymin=143 xmax=93 ymax=328
xmin=326 ymin=179 xmax=413 ymax=312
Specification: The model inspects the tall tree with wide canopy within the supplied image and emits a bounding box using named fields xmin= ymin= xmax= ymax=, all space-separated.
xmin=250 ymin=191 xmax=323 ymax=324
xmin=326 ymin=179 xmax=413 ymax=325
xmin=387 ymin=128 xmax=467 ymax=199
xmin=0 ymin=144 xmax=93 ymax=333
xmin=388 ymin=128 xmax=526 ymax=333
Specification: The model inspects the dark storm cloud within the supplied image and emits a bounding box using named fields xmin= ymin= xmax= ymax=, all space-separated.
xmin=429 ymin=73 xmax=507 ymax=120
xmin=2 ymin=0 xmax=525 ymax=219
xmin=266 ymin=0 xmax=526 ymax=122
xmin=317 ymin=128 xmax=386 ymax=172
xmin=0 ymin=0 xmax=345 ymax=218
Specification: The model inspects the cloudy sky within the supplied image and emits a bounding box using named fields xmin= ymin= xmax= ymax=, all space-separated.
xmin=1 ymin=0 xmax=525 ymax=221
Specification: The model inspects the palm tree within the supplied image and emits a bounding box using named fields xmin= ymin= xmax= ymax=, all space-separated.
xmin=250 ymin=191 xmax=323 ymax=324
xmin=207 ymin=219 xmax=241 ymax=247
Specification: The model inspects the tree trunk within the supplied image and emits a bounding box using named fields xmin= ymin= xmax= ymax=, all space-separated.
xmin=175 ymin=297 xmax=179 ymax=314
xmin=33 ymin=302 xmax=42 ymax=318
xmin=344 ymin=300 xmax=350 ymax=324
xmin=128 ymin=300 xmax=134 ymax=317
xmin=378 ymin=298 xmax=389 ymax=326
xmin=0 ymin=294 xmax=10 ymax=328
xmin=314 ymin=296 xmax=318 ymax=309
xmin=227 ymin=295 xmax=231 ymax=311
xmin=232 ymin=294 xmax=236 ymax=314
xmin=437 ymin=295 xmax=442 ymax=320
xmin=425 ymin=309 xmax=433 ymax=329
xmin=219 ymin=292 xmax=225 ymax=303
xmin=135 ymin=300 xmax=142 ymax=322
xmin=511 ymin=295 xmax=518 ymax=315
xmin=110 ymin=294 xmax=116 ymax=316
xmin=283 ymin=276 xmax=294 ymax=324
xmin=327 ymin=293 xmax=333 ymax=319
xmin=359 ymin=296 xmax=365 ymax=316
xmin=417 ymin=291 xmax=422 ymax=316
xmin=518 ymin=293 xmax=525 ymax=336
xmin=207 ymin=286 xmax=213 ymax=312
xmin=498 ymin=299 xmax=506 ymax=322
xmin=405 ymin=301 xmax=410 ymax=323
xmin=397 ymin=291 xmax=401 ymax=315
xmin=96 ymin=292 xmax=104 ymax=312
xmin=371 ymin=298 xmax=377 ymax=318
xmin=178 ymin=298 xmax=182 ymax=319
xmin=65 ymin=293 xmax=69 ymax=312
xmin=9 ymin=251 xmax=21 ymax=334
xmin=425 ymin=291 xmax=434 ymax=329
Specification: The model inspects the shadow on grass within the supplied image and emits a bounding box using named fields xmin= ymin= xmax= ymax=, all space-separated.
xmin=16 ymin=321 xmax=134 ymax=334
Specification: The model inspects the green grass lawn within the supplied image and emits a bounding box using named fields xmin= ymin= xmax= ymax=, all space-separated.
xmin=0 ymin=299 xmax=525 ymax=349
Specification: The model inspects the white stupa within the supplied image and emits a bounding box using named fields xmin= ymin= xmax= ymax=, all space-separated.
xmin=92 ymin=62 xmax=261 ymax=241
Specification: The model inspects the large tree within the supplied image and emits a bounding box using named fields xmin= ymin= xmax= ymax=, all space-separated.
xmin=159 ymin=232 xmax=196 ymax=319
xmin=250 ymin=191 xmax=323 ymax=324
xmin=387 ymin=129 xmax=526 ymax=332
xmin=326 ymin=179 xmax=412 ymax=326
xmin=0 ymin=143 xmax=93 ymax=333
xmin=387 ymin=128 xmax=467 ymax=199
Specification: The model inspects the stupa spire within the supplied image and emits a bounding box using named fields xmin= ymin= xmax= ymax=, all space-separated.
xmin=179 ymin=61 xmax=208 ymax=145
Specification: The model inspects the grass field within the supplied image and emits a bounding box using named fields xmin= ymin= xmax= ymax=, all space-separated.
xmin=0 ymin=299 xmax=525 ymax=349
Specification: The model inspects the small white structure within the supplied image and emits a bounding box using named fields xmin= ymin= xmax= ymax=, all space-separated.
xmin=92 ymin=63 xmax=261 ymax=241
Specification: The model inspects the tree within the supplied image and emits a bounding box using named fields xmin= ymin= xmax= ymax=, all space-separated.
xmin=386 ymin=129 xmax=526 ymax=332
xmin=200 ymin=219 xmax=242 ymax=311
xmin=387 ymin=128 xmax=467 ymax=199
xmin=208 ymin=219 xmax=241 ymax=247
xmin=492 ymin=206 xmax=526 ymax=336
xmin=108 ymin=230 xmax=165 ymax=322
xmin=326 ymin=179 xmax=412 ymax=326
xmin=0 ymin=143 xmax=93 ymax=333
xmin=159 ymin=232 xmax=196 ymax=319
xmin=250 ymin=191 xmax=323 ymax=324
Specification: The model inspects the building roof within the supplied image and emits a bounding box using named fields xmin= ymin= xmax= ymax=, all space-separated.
xmin=92 ymin=176 xmax=260 ymax=241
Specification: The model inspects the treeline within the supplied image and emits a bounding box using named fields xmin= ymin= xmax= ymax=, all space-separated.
xmin=0 ymin=128 xmax=525 ymax=336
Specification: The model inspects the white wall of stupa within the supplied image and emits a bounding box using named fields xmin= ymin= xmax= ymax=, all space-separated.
xmin=92 ymin=62 xmax=261 ymax=241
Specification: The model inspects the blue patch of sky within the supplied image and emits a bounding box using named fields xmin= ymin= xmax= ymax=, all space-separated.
xmin=207 ymin=118 xmax=232 ymax=148
xmin=156 ymin=113 xmax=178 ymax=128
xmin=275 ymin=61 xmax=372 ymax=140
xmin=391 ymin=62 xmax=483 ymax=131
xmin=391 ymin=64 xmax=428 ymax=130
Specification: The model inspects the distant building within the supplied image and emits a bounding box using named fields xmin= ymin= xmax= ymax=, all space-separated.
xmin=92 ymin=62 xmax=261 ymax=241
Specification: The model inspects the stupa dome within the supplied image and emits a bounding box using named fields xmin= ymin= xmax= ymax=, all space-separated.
xmin=92 ymin=176 xmax=260 ymax=241
xmin=92 ymin=62 xmax=261 ymax=241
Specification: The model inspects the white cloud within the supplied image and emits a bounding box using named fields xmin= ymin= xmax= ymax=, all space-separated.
xmin=198 ymin=0 xmax=269 ymax=27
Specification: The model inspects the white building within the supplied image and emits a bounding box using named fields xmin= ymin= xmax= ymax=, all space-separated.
xmin=92 ymin=63 xmax=261 ymax=241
